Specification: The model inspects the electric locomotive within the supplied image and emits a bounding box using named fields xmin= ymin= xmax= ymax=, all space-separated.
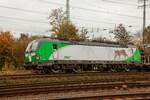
xmin=24 ymin=38 xmax=149 ymax=73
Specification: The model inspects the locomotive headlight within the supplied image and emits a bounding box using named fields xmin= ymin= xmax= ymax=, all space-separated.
xmin=32 ymin=62 xmax=35 ymax=64
xmin=36 ymin=56 xmax=40 ymax=60
xmin=25 ymin=54 xmax=28 ymax=57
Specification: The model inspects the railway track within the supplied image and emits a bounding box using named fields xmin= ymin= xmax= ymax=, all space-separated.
xmin=0 ymin=72 xmax=150 ymax=80
xmin=1 ymin=72 xmax=150 ymax=99
xmin=0 ymin=72 xmax=150 ymax=87
xmin=0 ymin=80 xmax=150 ymax=98
xmin=63 ymin=94 xmax=150 ymax=100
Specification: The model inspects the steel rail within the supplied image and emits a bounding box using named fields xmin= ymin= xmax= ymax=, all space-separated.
xmin=0 ymin=80 xmax=150 ymax=97
xmin=0 ymin=72 xmax=150 ymax=80
xmin=63 ymin=93 xmax=150 ymax=100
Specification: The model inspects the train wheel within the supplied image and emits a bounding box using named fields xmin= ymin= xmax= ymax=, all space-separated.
xmin=92 ymin=64 xmax=99 ymax=71
xmin=43 ymin=67 xmax=51 ymax=74
xmin=123 ymin=65 xmax=130 ymax=72
xmin=51 ymin=65 xmax=61 ymax=73
xmin=110 ymin=68 xmax=116 ymax=72
xmin=117 ymin=65 xmax=122 ymax=72
xmin=97 ymin=65 xmax=104 ymax=72
xmin=73 ymin=65 xmax=82 ymax=73
xmin=110 ymin=65 xmax=117 ymax=72
xmin=124 ymin=67 xmax=130 ymax=72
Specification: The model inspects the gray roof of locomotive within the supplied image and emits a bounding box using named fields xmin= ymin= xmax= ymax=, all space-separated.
xmin=37 ymin=38 xmax=129 ymax=48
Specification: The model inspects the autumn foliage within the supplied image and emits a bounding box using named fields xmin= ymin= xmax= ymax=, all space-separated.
xmin=144 ymin=26 xmax=150 ymax=44
xmin=0 ymin=31 xmax=16 ymax=69
xmin=0 ymin=31 xmax=39 ymax=70
xmin=113 ymin=24 xmax=132 ymax=46
xmin=49 ymin=8 xmax=79 ymax=41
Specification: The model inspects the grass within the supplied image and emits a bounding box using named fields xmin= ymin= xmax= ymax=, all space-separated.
xmin=0 ymin=66 xmax=32 ymax=75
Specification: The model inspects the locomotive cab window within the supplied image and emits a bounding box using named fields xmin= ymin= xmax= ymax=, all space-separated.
xmin=53 ymin=44 xmax=58 ymax=49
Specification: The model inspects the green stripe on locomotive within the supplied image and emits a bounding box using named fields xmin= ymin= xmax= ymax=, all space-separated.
xmin=25 ymin=39 xmax=70 ymax=64
xmin=38 ymin=41 xmax=70 ymax=62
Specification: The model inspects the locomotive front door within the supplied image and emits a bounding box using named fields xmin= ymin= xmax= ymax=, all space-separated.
xmin=52 ymin=44 xmax=59 ymax=60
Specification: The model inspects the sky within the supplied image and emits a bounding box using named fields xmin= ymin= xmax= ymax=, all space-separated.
xmin=0 ymin=0 xmax=150 ymax=39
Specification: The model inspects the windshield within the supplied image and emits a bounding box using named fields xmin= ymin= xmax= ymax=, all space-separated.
xmin=25 ymin=40 xmax=39 ymax=53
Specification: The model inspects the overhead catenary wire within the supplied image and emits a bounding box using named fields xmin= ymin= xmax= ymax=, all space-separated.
xmin=72 ymin=17 xmax=118 ymax=25
xmin=101 ymin=0 xmax=138 ymax=6
xmin=0 ymin=4 xmax=144 ymax=24
xmin=0 ymin=5 xmax=48 ymax=15
xmin=82 ymin=0 xmax=139 ymax=14
xmin=0 ymin=0 xmax=146 ymax=20
xmin=0 ymin=15 xmax=117 ymax=25
xmin=0 ymin=15 xmax=140 ymax=28
xmin=72 ymin=6 xmax=141 ymax=19
xmin=35 ymin=0 xmax=143 ymax=19
xmin=0 ymin=15 xmax=141 ymax=36
xmin=104 ymin=0 xmax=137 ymax=3
xmin=72 ymin=17 xmax=140 ymax=27
xmin=0 ymin=2 xmax=138 ymax=25
xmin=0 ymin=0 xmax=143 ymax=36
xmin=0 ymin=1 xmax=146 ymax=24
xmin=0 ymin=15 xmax=49 ymax=24
xmin=0 ymin=0 xmax=143 ymax=33
xmin=0 ymin=2 xmax=143 ymax=25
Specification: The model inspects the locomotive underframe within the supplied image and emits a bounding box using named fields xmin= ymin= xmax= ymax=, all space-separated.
xmin=24 ymin=59 xmax=150 ymax=74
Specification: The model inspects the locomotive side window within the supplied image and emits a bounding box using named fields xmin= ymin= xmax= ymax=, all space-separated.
xmin=25 ymin=40 xmax=38 ymax=53
xmin=53 ymin=44 xmax=58 ymax=49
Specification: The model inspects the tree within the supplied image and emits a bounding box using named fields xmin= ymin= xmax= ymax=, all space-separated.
xmin=113 ymin=24 xmax=132 ymax=46
xmin=133 ymin=31 xmax=142 ymax=46
xmin=49 ymin=8 xmax=79 ymax=41
xmin=144 ymin=26 xmax=150 ymax=45
xmin=15 ymin=34 xmax=30 ymax=67
xmin=78 ymin=27 xmax=89 ymax=41
xmin=0 ymin=31 xmax=16 ymax=70
xmin=0 ymin=31 xmax=40 ymax=70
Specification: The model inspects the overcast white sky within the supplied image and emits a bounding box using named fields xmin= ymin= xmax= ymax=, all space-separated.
xmin=0 ymin=0 xmax=150 ymax=38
